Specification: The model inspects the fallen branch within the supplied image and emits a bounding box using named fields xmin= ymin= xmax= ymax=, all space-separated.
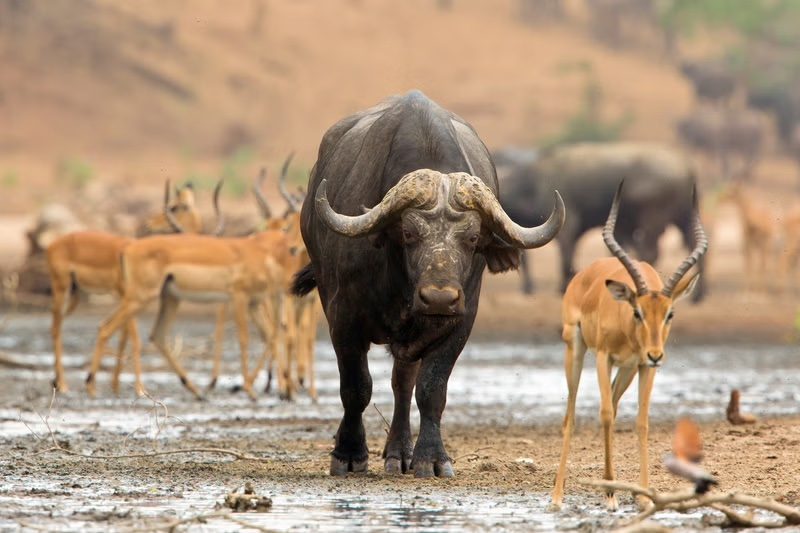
xmin=38 ymin=443 xmax=271 ymax=463
xmin=25 ymin=389 xmax=269 ymax=464
xmin=578 ymin=479 xmax=800 ymax=529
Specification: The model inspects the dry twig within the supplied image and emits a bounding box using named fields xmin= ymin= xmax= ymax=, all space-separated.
xmin=579 ymin=478 xmax=800 ymax=529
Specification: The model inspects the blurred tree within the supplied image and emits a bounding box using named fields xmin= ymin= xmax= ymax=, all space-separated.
xmin=542 ymin=62 xmax=633 ymax=148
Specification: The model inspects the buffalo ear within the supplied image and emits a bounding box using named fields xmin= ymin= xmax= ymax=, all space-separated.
xmin=483 ymin=236 xmax=521 ymax=273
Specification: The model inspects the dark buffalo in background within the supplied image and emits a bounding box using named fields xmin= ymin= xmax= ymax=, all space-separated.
xmin=293 ymin=91 xmax=564 ymax=478
xmin=680 ymin=59 xmax=737 ymax=105
xmin=498 ymin=142 xmax=704 ymax=301
xmin=676 ymin=106 xmax=764 ymax=182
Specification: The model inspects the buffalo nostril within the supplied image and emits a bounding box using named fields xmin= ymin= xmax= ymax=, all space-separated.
xmin=419 ymin=286 xmax=460 ymax=307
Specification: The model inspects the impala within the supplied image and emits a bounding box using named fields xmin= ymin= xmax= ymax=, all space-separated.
xmin=550 ymin=180 xmax=707 ymax=511
xmin=240 ymin=156 xmax=320 ymax=401
xmin=47 ymin=180 xmax=222 ymax=394
xmin=720 ymin=182 xmax=776 ymax=290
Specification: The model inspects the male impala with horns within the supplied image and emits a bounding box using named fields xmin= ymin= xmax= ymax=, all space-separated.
xmin=292 ymin=90 xmax=564 ymax=478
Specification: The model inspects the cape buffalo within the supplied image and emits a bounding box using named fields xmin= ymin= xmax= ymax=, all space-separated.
xmin=500 ymin=142 xmax=705 ymax=301
xmin=293 ymin=90 xmax=564 ymax=477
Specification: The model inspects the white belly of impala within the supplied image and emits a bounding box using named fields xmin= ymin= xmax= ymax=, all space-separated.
xmin=164 ymin=264 xmax=235 ymax=303
xmin=165 ymin=283 xmax=231 ymax=303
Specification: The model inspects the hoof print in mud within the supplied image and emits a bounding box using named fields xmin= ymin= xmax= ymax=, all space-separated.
xmin=330 ymin=456 xmax=368 ymax=476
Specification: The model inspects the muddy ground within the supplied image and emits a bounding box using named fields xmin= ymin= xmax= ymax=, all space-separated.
xmin=1 ymin=310 xmax=799 ymax=532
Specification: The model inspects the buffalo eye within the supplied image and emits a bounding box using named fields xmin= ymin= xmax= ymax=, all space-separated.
xmin=402 ymin=229 xmax=418 ymax=244
xmin=467 ymin=233 xmax=479 ymax=245
xmin=633 ymin=309 xmax=643 ymax=322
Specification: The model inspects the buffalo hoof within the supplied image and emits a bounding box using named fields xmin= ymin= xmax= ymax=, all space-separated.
xmin=330 ymin=456 xmax=368 ymax=476
xmin=384 ymin=456 xmax=412 ymax=475
xmin=413 ymin=460 xmax=454 ymax=478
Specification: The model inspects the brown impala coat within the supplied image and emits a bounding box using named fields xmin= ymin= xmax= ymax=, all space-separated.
xmin=86 ymin=230 xmax=293 ymax=400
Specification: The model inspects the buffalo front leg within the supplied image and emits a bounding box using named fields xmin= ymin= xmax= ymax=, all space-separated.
xmin=330 ymin=331 xmax=372 ymax=476
xmin=383 ymin=358 xmax=420 ymax=475
xmin=410 ymin=330 xmax=469 ymax=478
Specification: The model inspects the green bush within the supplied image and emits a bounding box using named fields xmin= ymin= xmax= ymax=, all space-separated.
xmin=541 ymin=63 xmax=633 ymax=149
xmin=56 ymin=157 xmax=94 ymax=190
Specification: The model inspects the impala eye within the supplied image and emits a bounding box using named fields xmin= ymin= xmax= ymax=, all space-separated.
xmin=666 ymin=310 xmax=675 ymax=322
xmin=633 ymin=309 xmax=643 ymax=322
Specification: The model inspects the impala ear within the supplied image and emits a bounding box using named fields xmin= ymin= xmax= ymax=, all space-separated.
xmin=671 ymin=272 xmax=700 ymax=302
xmin=605 ymin=279 xmax=636 ymax=305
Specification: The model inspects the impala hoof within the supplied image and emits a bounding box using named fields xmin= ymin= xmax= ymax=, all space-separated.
xmin=547 ymin=501 xmax=563 ymax=513
xmin=606 ymin=493 xmax=619 ymax=511
xmin=330 ymin=456 xmax=368 ymax=476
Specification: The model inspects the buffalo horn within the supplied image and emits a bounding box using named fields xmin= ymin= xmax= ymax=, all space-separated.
xmin=453 ymin=174 xmax=565 ymax=249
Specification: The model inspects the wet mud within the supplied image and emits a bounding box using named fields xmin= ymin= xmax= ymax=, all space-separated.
xmin=1 ymin=312 xmax=799 ymax=531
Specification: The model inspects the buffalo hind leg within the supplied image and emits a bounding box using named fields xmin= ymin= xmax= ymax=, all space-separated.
xmin=330 ymin=330 xmax=372 ymax=476
xmin=383 ymin=358 xmax=420 ymax=474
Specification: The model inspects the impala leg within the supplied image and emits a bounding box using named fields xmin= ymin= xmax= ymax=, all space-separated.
xmin=636 ymin=365 xmax=657 ymax=510
xmin=50 ymin=282 xmax=70 ymax=393
xmin=611 ymin=365 xmax=637 ymax=419
xmin=305 ymin=303 xmax=319 ymax=403
xmin=208 ymin=303 xmax=228 ymax=391
xmin=128 ymin=318 xmax=145 ymax=397
xmin=245 ymin=300 xmax=272 ymax=401
xmin=596 ymin=350 xmax=618 ymax=511
xmin=231 ymin=293 xmax=256 ymax=401
xmin=87 ymin=300 xmax=140 ymax=398
xmin=295 ymin=301 xmax=309 ymax=389
xmin=551 ymin=324 xmax=586 ymax=511
xmin=257 ymin=296 xmax=277 ymax=393
xmin=149 ymin=292 xmax=203 ymax=400
xmin=274 ymin=294 xmax=293 ymax=401
xmin=247 ymin=301 xmax=273 ymax=392
xmin=110 ymin=319 xmax=130 ymax=396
